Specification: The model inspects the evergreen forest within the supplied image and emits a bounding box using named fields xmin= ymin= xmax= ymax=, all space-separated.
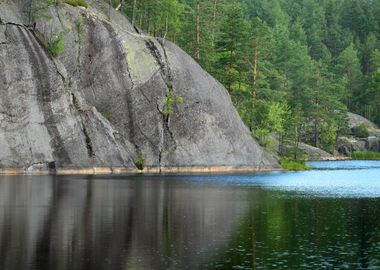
xmin=111 ymin=0 xmax=380 ymax=156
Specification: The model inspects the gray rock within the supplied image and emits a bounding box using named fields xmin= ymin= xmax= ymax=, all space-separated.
xmin=0 ymin=1 xmax=279 ymax=171
xmin=279 ymin=142 xmax=333 ymax=161
xmin=297 ymin=143 xmax=333 ymax=160
xmin=348 ymin=112 xmax=378 ymax=129
xmin=0 ymin=25 xmax=6 ymax=44
xmin=369 ymin=128 xmax=380 ymax=138
xmin=367 ymin=136 xmax=380 ymax=152
xmin=337 ymin=137 xmax=367 ymax=155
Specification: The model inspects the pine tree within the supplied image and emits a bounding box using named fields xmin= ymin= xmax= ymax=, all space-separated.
xmin=335 ymin=43 xmax=363 ymax=111
xmin=215 ymin=3 xmax=250 ymax=93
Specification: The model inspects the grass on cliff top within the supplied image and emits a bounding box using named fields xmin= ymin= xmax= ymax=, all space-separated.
xmin=280 ymin=159 xmax=311 ymax=171
xmin=63 ymin=0 xmax=88 ymax=8
xmin=351 ymin=151 xmax=380 ymax=160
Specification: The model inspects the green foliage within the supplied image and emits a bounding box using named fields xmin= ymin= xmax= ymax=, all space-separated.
xmin=162 ymin=86 xmax=184 ymax=117
xmin=75 ymin=15 xmax=85 ymax=44
xmin=351 ymin=124 xmax=369 ymax=138
xmin=135 ymin=152 xmax=146 ymax=170
xmin=319 ymin=120 xmax=338 ymax=153
xmin=215 ymin=3 xmax=250 ymax=92
xmin=252 ymin=102 xmax=288 ymax=152
xmin=110 ymin=0 xmax=380 ymax=153
xmin=280 ymin=159 xmax=311 ymax=171
xmin=100 ymin=110 xmax=112 ymax=121
xmin=28 ymin=0 xmax=55 ymax=22
xmin=335 ymin=43 xmax=363 ymax=109
xmin=48 ymin=33 xmax=65 ymax=57
xmin=351 ymin=151 xmax=380 ymax=160
xmin=253 ymin=129 xmax=276 ymax=152
xmin=120 ymin=0 xmax=183 ymax=39
xmin=63 ymin=0 xmax=88 ymax=8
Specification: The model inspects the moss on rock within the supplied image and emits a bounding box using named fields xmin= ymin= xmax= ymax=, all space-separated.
xmin=63 ymin=0 xmax=88 ymax=8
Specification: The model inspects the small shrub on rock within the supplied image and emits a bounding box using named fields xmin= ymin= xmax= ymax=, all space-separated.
xmin=63 ymin=0 xmax=88 ymax=8
xmin=48 ymin=33 xmax=64 ymax=57
xmin=135 ymin=152 xmax=145 ymax=170
xmin=351 ymin=124 xmax=369 ymax=138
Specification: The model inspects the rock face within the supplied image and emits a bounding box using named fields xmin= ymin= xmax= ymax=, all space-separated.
xmin=336 ymin=113 xmax=380 ymax=155
xmin=337 ymin=137 xmax=368 ymax=155
xmin=348 ymin=112 xmax=378 ymax=129
xmin=296 ymin=143 xmax=333 ymax=160
xmin=0 ymin=1 xmax=279 ymax=172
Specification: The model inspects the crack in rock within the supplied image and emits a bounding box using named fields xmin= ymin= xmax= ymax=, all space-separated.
xmin=144 ymin=38 xmax=179 ymax=168
xmin=69 ymin=92 xmax=98 ymax=160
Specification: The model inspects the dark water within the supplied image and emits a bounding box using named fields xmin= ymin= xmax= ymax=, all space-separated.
xmin=1 ymin=161 xmax=380 ymax=270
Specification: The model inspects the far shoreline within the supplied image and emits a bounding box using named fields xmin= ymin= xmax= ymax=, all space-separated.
xmin=2 ymin=159 xmax=379 ymax=175
xmin=310 ymin=156 xmax=352 ymax=161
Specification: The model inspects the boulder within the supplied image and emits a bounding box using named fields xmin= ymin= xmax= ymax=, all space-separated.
xmin=280 ymin=142 xmax=333 ymax=160
xmin=337 ymin=137 xmax=367 ymax=155
xmin=297 ymin=143 xmax=333 ymax=160
xmin=367 ymin=136 xmax=380 ymax=152
xmin=0 ymin=0 xmax=279 ymax=171
xmin=369 ymin=128 xmax=380 ymax=138
xmin=348 ymin=112 xmax=378 ymax=129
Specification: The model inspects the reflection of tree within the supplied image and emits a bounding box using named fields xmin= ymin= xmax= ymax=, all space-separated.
xmin=357 ymin=200 xmax=370 ymax=269
xmin=202 ymin=192 xmax=380 ymax=269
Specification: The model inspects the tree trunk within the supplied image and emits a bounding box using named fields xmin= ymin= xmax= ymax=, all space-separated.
xmin=294 ymin=125 xmax=301 ymax=160
xmin=132 ymin=0 xmax=137 ymax=26
xmin=227 ymin=50 xmax=234 ymax=92
xmin=108 ymin=0 xmax=111 ymax=20
xmin=252 ymin=47 xmax=258 ymax=86
xmin=194 ymin=0 xmax=201 ymax=60
xmin=313 ymin=119 xmax=319 ymax=148
xmin=138 ymin=0 xmax=143 ymax=28
xmin=29 ymin=0 xmax=33 ymax=24
xmin=211 ymin=0 xmax=218 ymax=46
xmin=115 ymin=0 xmax=124 ymax=11
xmin=163 ymin=14 xmax=169 ymax=41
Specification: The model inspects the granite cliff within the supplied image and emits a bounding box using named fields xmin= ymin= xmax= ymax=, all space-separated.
xmin=0 ymin=0 xmax=279 ymax=173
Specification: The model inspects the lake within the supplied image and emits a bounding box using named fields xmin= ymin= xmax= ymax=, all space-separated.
xmin=0 ymin=161 xmax=380 ymax=269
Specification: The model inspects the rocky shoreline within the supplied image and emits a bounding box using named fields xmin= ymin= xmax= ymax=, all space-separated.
xmin=0 ymin=165 xmax=280 ymax=175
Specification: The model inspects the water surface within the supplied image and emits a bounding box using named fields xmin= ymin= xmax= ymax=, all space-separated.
xmin=1 ymin=161 xmax=380 ymax=269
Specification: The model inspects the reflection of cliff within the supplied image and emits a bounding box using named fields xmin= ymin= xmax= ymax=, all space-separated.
xmin=0 ymin=176 xmax=248 ymax=270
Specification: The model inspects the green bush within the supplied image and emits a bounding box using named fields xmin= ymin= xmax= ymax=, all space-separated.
xmin=100 ymin=111 xmax=112 ymax=121
xmin=75 ymin=15 xmax=85 ymax=44
xmin=351 ymin=151 xmax=380 ymax=160
xmin=135 ymin=152 xmax=145 ymax=170
xmin=351 ymin=124 xmax=369 ymax=138
xmin=253 ymin=128 xmax=276 ymax=153
xmin=63 ymin=0 xmax=88 ymax=8
xmin=162 ymin=86 xmax=184 ymax=116
xmin=280 ymin=159 xmax=311 ymax=171
xmin=48 ymin=33 xmax=64 ymax=57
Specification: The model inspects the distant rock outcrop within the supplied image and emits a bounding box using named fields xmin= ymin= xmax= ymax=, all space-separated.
xmin=296 ymin=143 xmax=333 ymax=160
xmin=348 ymin=112 xmax=378 ymax=130
xmin=337 ymin=113 xmax=380 ymax=155
xmin=0 ymin=0 xmax=279 ymax=173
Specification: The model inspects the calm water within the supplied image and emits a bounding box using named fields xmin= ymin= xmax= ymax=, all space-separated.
xmin=1 ymin=161 xmax=380 ymax=270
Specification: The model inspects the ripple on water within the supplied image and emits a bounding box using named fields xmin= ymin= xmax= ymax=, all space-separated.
xmin=181 ymin=161 xmax=380 ymax=198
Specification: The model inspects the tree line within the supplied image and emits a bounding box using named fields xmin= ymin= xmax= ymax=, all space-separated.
xmin=94 ymin=1 xmax=380 ymax=156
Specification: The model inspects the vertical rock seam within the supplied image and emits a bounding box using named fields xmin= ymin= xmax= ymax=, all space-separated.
xmin=17 ymin=26 xmax=71 ymax=165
